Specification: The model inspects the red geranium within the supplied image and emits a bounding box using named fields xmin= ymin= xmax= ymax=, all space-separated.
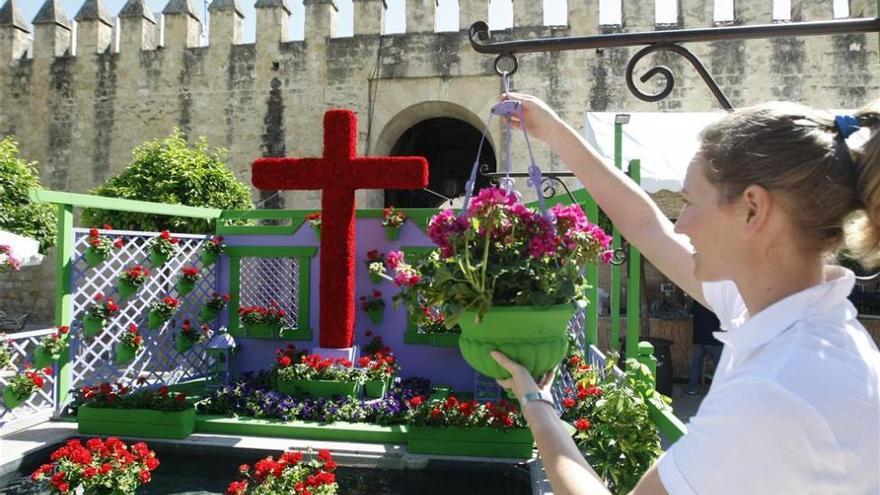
xmin=226 ymin=449 xmax=338 ymax=495
xmin=31 ymin=438 xmax=158 ymax=494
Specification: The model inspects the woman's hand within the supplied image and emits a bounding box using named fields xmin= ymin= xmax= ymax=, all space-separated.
xmin=501 ymin=92 xmax=563 ymax=143
xmin=491 ymin=350 xmax=556 ymax=399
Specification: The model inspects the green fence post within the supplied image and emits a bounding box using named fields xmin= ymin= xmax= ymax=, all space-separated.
xmin=637 ymin=341 xmax=657 ymax=383
xmin=610 ymin=117 xmax=625 ymax=354
xmin=584 ymin=193 xmax=599 ymax=348
xmin=626 ymin=160 xmax=642 ymax=363
xmin=54 ymin=204 xmax=74 ymax=412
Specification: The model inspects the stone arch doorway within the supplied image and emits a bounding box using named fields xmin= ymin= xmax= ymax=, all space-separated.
xmin=376 ymin=103 xmax=497 ymax=209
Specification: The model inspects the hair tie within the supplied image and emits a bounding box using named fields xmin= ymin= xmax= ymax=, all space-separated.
xmin=834 ymin=114 xmax=861 ymax=139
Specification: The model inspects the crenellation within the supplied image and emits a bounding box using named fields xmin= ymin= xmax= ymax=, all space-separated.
xmin=162 ymin=0 xmax=203 ymax=49
xmin=0 ymin=0 xmax=31 ymax=64
xmin=74 ymin=0 xmax=113 ymax=55
xmin=735 ymin=0 xmax=773 ymax=23
xmin=459 ymin=0 xmax=489 ymax=30
xmin=304 ymin=0 xmax=339 ymax=42
xmin=407 ymin=0 xmax=435 ymax=33
xmin=621 ymin=0 xmax=655 ymax=31
xmin=568 ymin=0 xmax=599 ymax=35
xmin=796 ymin=0 xmax=833 ymax=21
xmin=512 ymin=0 xmax=543 ymax=27
xmin=118 ymin=0 xmax=157 ymax=53
xmin=32 ymin=0 xmax=72 ymax=59
xmin=255 ymin=0 xmax=291 ymax=46
xmin=681 ymin=0 xmax=712 ymax=27
xmin=208 ymin=0 xmax=245 ymax=45
xmin=353 ymin=0 xmax=386 ymax=35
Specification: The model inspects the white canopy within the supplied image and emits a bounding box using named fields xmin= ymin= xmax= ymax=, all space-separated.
xmin=0 ymin=230 xmax=43 ymax=267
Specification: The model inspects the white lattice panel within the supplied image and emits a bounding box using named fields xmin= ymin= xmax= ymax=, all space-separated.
xmin=68 ymin=228 xmax=215 ymax=401
xmin=1 ymin=328 xmax=59 ymax=431
xmin=239 ymin=257 xmax=299 ymax=328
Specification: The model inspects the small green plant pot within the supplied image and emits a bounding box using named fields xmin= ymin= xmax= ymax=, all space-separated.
xmin=244 ymin=323 xmax=279 ymax=339
xmin=201 ymin=251 xmax=217 ymax=267
xmin=150 ymin=250 xmax=169 ymax=267
xmin=3 ymin=388 xmax=29 ymax=410
xmin=177 ymin=279 xmax=196 ymax=296
xmin=276 ymin=378 xmax=361 ymax=399
xmin=114 ymin=345 xmax=137 ymax=365
xmin=176 ymin=334 xmax=194 ymax=353
xmin=84 ymin=248 xmax=107 ymax=268
xmin=117 ymin=279 xmax=139 ymax=300
xmin=148 ymin=310 xmax=169 ymax=330
xmin=32 ymin=345 xmax=59 ymax=369
xmin=364 ymin=379 xmax=389 ymax=398
xmin=385 ymin=226 xmax=401 ymax=241
xmin=200 ymin=306 xmax=219 ymax=323
xmin=367 ymin=308 xmax=384 ymax=325
xmin=369 ymin=272 xmax=383 ymax=284
xmin=82 ymin=315 xmax=105 ymax=337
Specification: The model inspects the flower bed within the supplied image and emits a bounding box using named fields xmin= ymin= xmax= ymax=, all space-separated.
xmin=75 ymin=382 xmax=196 ymax=439
xmin=273 ymin=350 xmax=363 ymax=399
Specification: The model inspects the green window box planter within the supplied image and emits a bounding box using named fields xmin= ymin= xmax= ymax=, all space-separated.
xmin=147 ymin=310 xmax=170 ymax=330
xmin=200 ymin=306 xmax=219 ymax=323
xmin=150 ymin=250 xmax=169 ymax=267
xmin=115 ymin=345 xmax=137 ymax=365
xmin=201 ymin=251 xmax=217 ymax=267
xmin=78 ymin=405 xmax=196 ymax=439
xmin=457 ymin=304 xmax=572 ymax=380
xmin=244 ymin=323 xmax=280 ymax=339
xmin=32 ymin=346 xmax=59 ymax=369
xmin=275 ymin=378 xmax=361 ymax=399
xmin=3 ymin=388 xmax=30 ymax=410
xmin=82 ymin=315 xmax=105 ymax=337
xmin=366 ymin=308 xmax=384 ymax=325
xmin=84 ymin=248 xmax=107 ymax=268
xmin=369 ymin=272 xmax=383 ymax=285
xmin=176 ymin=334 xmax=195 ymax=353
xmin=385 ymin=226 xmax=401 ymax=241
xmin=117 ymin=279 xmax=139 ymax=300
xmin=408 ymin=426 xmax=534 ymax=459
xmin=177 ymin=279 xmax=196 ymax=296
xmin=364 ymin=379 xmax=390 ymax=398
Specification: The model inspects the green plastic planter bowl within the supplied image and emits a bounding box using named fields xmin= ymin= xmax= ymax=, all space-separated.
xmin=385 ymin=226 xmax=401 ymax=241
xmin=78 ymin=405 xmax=196 ymax=439
xmin=200 ymin=306 xmax=219 ymax=323
xmin=408 ymin=426 xmax=534 ymax=459
xmin=176 ymin=334 xmax=194 ymax=353
xmin=276 ymin=378 xmax=361 ymax=399
xmin=3 ymin=388 xmax=29 ymax=410
xmin=177 ymin=279 xmax=196 ymax=296
xmin=115 ymin=345 xmax=137 ymax=365
xmin=201 ymin=251 xmax=217 ymax=267
xmin=369 ymin=272 xmax=383 ymax=285
xmin=364 ymin=379 xmax=389 ymax=398
xmin=245 ymin=323 xmax=279 ymax=339
xmin=84 ymin=248 xmax=107 ymax=268
xmin=33 ymin=345 xmax=59 ymax=369
xmin=457 ymin=304 xmax=573 ymax=380
xmin=148 ymin=310 xmax=168 ymax=330
xmin=367 ymin=308 xmax=384 ymax=325
xmin=82 ymin=315 xmax=105 ymax=337
xmin=150 ymin=250 xmax=169 ymax=267
xmin=117 ymin=279 xmax=138 ymax=300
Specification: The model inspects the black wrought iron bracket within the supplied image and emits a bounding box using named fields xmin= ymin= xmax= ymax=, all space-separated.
xmin=469 ymin=17 xmax=880 ymax=111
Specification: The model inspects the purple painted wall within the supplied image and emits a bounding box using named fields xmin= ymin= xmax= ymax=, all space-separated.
xmin=215 ymin=217 xmax=478 ymax=392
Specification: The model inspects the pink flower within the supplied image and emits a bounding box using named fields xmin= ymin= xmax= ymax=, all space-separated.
xmin=385 ymin=251 xmax=404 ymax=270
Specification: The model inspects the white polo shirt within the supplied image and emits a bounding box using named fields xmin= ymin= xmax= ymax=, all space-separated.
xmin=657 ymin=267 xmax=880 ymax=495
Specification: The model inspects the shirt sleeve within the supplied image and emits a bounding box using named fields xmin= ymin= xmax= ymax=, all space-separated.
xmin=656 ymin=378 xmax=846 ymax=495
xmin=701 ymin=280 xmax=745 ymax=331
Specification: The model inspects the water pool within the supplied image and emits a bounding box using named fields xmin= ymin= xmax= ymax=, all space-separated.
xmin=0 ymin=441 xmax=532 ymax=494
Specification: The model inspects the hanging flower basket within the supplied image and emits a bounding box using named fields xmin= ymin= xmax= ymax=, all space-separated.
xmin=84 ymin=226 xmax=123 ymax=268
xmin=3 ymin=387 xmax=29 ymax=409
xmin=384 ymin=226 xmax=401 ymax=241
xmin=360 ymin=290 xmax=385 ymax=325
xmin=382 ymin=207 xmax=406 ymax=241
xmin=84 ymin=247 xmax=107 ymax=268
xmin=201 ymin=251 xmax=217 ymax=267
xmin=147 ymin=230 xmax=179 ymax=267
xmin=118 ymin=265 xmax=150 ymax=300
xmin=83 ymin=315 xmax=105 ymax=337
xmin=118 ymin=279 xmax=137 ymax=300
xmin=200 ymin=306 xmax=218 ymax=323
xmin=149 ymin=250 xmax=169 ymax=267
xmin=201 ymin=235 xmax=224 ymax=267
xmin=457 ymin=304 xmax=573 ymax=380
xmin=369 ymin=272 xmax=383 ymax=284
xmin=201 ymin=293 xmax=230 ymax=323
xmin=147 ymin=311 xmax=167 ymax=330
xmin=33 ymin=347 xmax=58 ymax=369
xmin=33 ymin=327 xmax=69 ymax=369
xmin=175 ymin=333 xmax=194 ymax=353
xmin=115 ymin=325 xmax=142 ymax=365
xmin=366 ymin=308 xmax=384 ymax=325
xmin=115 ymin=344 xmax=136 ymax=365
xmin=147 ymin=297 xmax=180 ymax=330
xmin=177 ymin=279 xmax=195 ymax=296
xmin=3 ymin=366 xmax=50 ymax=410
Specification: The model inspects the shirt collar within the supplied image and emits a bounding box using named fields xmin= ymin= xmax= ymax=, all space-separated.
xmin=713 ymin=266 xmax=856 ymax=362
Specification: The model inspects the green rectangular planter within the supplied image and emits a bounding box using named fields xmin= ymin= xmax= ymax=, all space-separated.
xmin=196 ymin=415 xmax=408 ymax=444
xmin=244 ymin=323 xmax=279 ymax=339
xmin=276 ymin=378 xmax=361 ymax=399
xmin=364 ymin=379 xmax=389 ymax=398
xmin=408 ymin=426 xmax=535 ymax=459
xmin=78 ymin=405 xmax=196 ymax=439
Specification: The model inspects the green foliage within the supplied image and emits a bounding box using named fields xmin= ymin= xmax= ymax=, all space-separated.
xmin=82 ymin=129 xmax=252 ymax=233
xmin=0 ymin=137 xmax=57 ymax=252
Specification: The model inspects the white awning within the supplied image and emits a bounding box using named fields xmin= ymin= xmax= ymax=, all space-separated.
xmin=0 ymin=230 xmax=43 ymax=267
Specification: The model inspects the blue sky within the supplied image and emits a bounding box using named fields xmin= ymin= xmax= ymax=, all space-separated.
xmin=25 ymin=1 xmax=568 ymax=42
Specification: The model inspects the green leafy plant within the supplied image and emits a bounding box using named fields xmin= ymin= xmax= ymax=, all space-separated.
xmin=86 ymin=294 xmax=120 ymax=320
xmin=405 ymin=395 xmax=526 ymax=430
xmin=203 ymin=235 xmax=225 ymax=256
xmin=0 ymin=334 xmax=11 ymax=369
xmin=5 ymin=365 xmax=51 ymax=400
xmin=38 ymin=326 xmax=70 ymax=357
xmin=274 ymin=352 xmax=361 ymax=383
xmin=0 ymin=137 xmax=56 ymax=252
xmin=82 ymin=130 xmax=252 ymax=233
xmin=147 ymin=230 xmax=179 ymax=258
xmin=149 ymin=297 xmax=180 ymax=320
xmin=73 ymin=381 xmax=191 ymax=412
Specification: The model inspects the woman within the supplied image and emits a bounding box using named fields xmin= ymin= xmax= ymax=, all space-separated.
xmin=491 ymin=94 xmax=880 ymax=495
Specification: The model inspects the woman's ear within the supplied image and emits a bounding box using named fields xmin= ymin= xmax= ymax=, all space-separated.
xmin=742 ymin=185 xmax=772 ymax=234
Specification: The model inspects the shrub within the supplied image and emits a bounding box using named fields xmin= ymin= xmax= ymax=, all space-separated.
xmin=0 ymin=137 xmax=56 ymax=252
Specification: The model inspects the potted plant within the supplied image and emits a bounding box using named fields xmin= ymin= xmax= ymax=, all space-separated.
xmin=405 ymin=395 xmax=533 ymax=459
xmin=118 ymin=265 xmax=150 ymax=300
xmin=30 ymin=438 xmax=160 ymax=494
xmin=359 ymin=290 xmax=385 ymax=325
xmin=115 ymin=324 xmax=143 ymax=365
xmin=83 ymin=293 xmax=120 ymax=337
xmin=202 ymin=292 xmax=231 ymax=322
xmin=382 ymin=206 xmax=406 ymax=241
xmin=0 ymin=244 xmax=21 ymax=274
xmin=226 ymin=449 xmax=338 ymax=495
xmin=273 ymin=352 xmax=362 ymax=399
xmin=84 ymin=225 xmax=124 ymax=268
xmin=413 ymin=305 xmax=460 ymax=347
xmin=0 ymin=334 xmax=11 ymax=370
xmin=147 ymin=296 xmax=180 ymax=330
xmin=357 ymin=349 xmax=399 ymax=398
xmin=33 ymin=325 xmax=70 ymax=369
xmin=2 ymin=365 xmax=51 ymax=409
xmin=239 ymin=301 xmax=286 ymax=338
xmin=305 ymin=212 xmax=322 ymax=240
xmin=177 ymin=266 xmax=200 ymax=296
xmin=176 ymin=320 xmax=211 ymax=353
xmin=364 ymin=249 xmax=386 ymax=284
xmin=74 ymin=382 xmax=196 ymax=439
xmin=201 ymin=235 xmax=225 ymax=267
xmin=147 ymin=230 xmax=179 ymax=267
xmin=383 ymin=187 xmax=612 ymax=380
